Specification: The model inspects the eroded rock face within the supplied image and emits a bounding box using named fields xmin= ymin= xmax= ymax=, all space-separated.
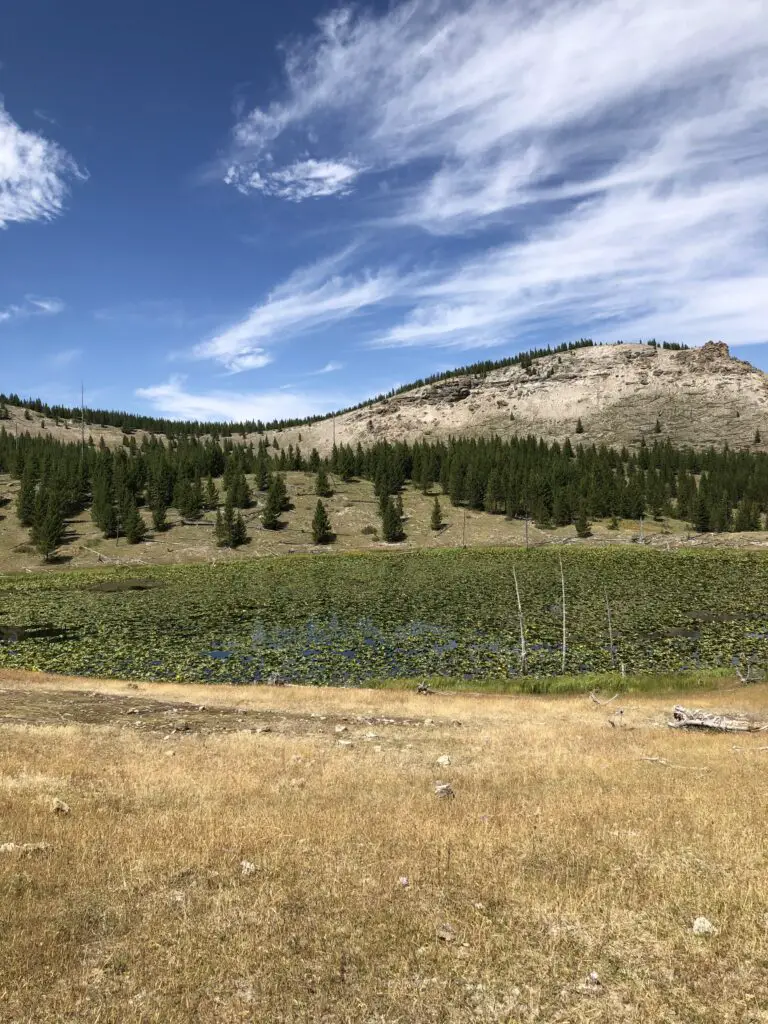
xmin=699 ymin=340 xmax=730 ymax=359
xmin=274 ymin=342 xmax=768 ymax=454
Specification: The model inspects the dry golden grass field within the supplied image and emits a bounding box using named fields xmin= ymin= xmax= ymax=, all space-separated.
xmin=2 ymin=669 xmax=768 ymax=1023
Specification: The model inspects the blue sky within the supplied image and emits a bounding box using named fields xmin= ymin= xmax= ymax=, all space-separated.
xmin=2 ymin=0 xmax=767 ymax=422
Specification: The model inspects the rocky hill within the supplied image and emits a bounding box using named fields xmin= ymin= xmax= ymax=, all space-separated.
xmin=5 ymin=341 xmax=768 ymax=455
xmin=273 ymin=342 xmax=768 ymax=454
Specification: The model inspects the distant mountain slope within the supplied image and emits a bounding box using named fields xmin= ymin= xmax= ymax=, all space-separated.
xmin=4 ymin=341 xmax=767 ymax=454
xmin=273 ymin=342 xmax=768 ymax=454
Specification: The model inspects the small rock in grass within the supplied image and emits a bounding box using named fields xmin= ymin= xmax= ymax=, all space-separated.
xmin=373 ymin=745 xmax=382 ymax=752
xmin=434 ymin=781 xmax=455 ymax=799
xmin=693 ymin=916 xmax=718 ymax=936
xmin=334 ymin=725 xmax=348 ymax=734
xmin=254 ymin=725 xmax=271 ymax=734
xmin=337 ymin=739 xmax=354 ymax=748
xmin=240 ymin=860 xmax=256 ymax=877
xmin=398 ymin=876 xmax=410 ymax=888
xmin=437 ymin=754 xmax=451 ymax=767
xmin=1 ymin=841 xmax=51 ymax=855
xmin=424 ymin=718 xmax=434 ymax=726
xmin=436 ymin=923 xmax=456 ymax=942
xmin=51 ymin=798 xmax=70 ymax=815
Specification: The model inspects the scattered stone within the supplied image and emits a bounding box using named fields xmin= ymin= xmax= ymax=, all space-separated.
xmin=586 ymin=971 xmax=601 ymax=987
xmin=0 ymin=841 xmax=51 ymax=855
xmin=164 ymin=750 xmax=176 ymax=757
xmin=171 ymin=720 xmax=189 ymax=733
xmin=240 ymin=860 xmax=256 ymax=877
xmin=197 ymin=705 xmax=207 ymax=712
xmin=127 ymin=708 xmax=140 ymax=715
xmin=436 ymin=923 xmax=456 ymax=942
xmin=51 ymin=797 xmax=70 ymax=814
xmin=434 ymin=781 xmax=455 ymax=799
xmin=423 ymin=718 xmax=434 ymax=726
xmin=364 ymin=732 xmax=379 ymax=740
xmin=254 ymin=726 xmax=271 ymax=734
xmin=289 ymin=778 xmax=306 ymax=789
xmin=398 ymin=876 xmax=410 ymax=888
xmin=437 ymin=754 xmax=451 ymax=767
xmin=334 ymin=725 xmax=348 ymax=734
xmin=337 ymin=739 xmax=354 ymax=748
xmin=693 ymin=916 xmax=718 ymax=936
xmin=373 ymin=745 xmax=382 ymax=753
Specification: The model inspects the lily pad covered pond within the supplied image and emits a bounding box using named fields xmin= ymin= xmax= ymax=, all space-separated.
xmin=1 ymin=548 xmax=766 ymax=685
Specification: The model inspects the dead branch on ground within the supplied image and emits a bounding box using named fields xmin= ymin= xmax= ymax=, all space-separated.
xmin=669 ymin=705 xmax=766 ymax=732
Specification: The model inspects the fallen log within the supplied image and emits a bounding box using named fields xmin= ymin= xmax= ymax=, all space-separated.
xmin=668 ymin=705 xmax=764 ymax=733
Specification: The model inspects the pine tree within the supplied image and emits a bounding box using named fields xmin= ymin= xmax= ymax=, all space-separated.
xmin=430 ymin=495 xmax=443 ymax=531
xmin=16 ymin=465 xmax=37 ymax=526
xmin=755 ymin=429 xmax=762 ymax=444
xmin=419 ymin=457 xmax=432 ymax=495
xmin=262 ymin=477 xmax=283 ymax=530
xmin=122 ymin=498 xmax=147 ymax=544
xmin=231 ymin=511 xmax=248 ymax=547
xmin=484 ymin=469 xmax=504 ymax=514
xmin=312 ymin=499 xmax=333 ymax=543
xmin=215 ymin=507 xmax=231 ymax=547
xmin=654 ymin=418 xmax=662 ymax=434
xmin=693 ymin=490 xmax=710 ymax=533
xmin=574 ymin=505 xmax=591 ymax=538
xmin=381 ymin=496 xmax=404 ymax=542
xmin=30 ymin=487 xmax=64 ymax=562
xmin=315 ymin=465 xmax=333 ymax=497
xmin=204 ymin=475 xmax=218 ymax=510
xmin=575 ymin=417 xmax=584 ymax=434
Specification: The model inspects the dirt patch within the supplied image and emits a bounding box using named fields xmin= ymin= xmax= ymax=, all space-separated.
xmin=0 ymin=686 xmax=444 ymax=737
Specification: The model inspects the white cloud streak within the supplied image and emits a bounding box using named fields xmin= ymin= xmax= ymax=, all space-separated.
xmin=215 ymin=0 xmax=768 ymax=350
xmin=136 ymin=376 xmax=342 ymax=422
xmin=194 ymin=251 xmax=402 ymax=372
xmin=0 ymin=102 xmax=83 ymax=228
xmin=0 ymin=295 xmax=65 ymax=323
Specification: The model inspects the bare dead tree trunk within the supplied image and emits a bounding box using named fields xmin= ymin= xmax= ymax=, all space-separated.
xmin=512 ymin=566 xmax=526 ymax=675
xmin=559 ymin=554 xmax=566 ymax=674
xmin=604 ymin=586 xmax=615 ymax=668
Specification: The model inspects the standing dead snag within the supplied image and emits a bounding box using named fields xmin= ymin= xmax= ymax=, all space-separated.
xmin=558 ymin=554 xmax=567 ymax=674
xmin=512 ymin=565 xmax=526 ymax=675
xmin=604 ymin=586 xmax=616 ymax=668
xmin=669 ymin=705 xmax=764 ymax=732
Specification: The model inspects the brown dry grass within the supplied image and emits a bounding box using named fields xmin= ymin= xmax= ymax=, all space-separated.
xmin=2 ymin=671 xmax=768 ymax=1022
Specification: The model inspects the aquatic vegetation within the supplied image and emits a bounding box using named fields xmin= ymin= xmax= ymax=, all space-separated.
xmin=0 ymin=547 xmax=766 ymax=685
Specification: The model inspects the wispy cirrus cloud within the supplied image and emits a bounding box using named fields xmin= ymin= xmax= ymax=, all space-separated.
xmin=225 ymin=157 xmax=361 ymax=200
xmin=50 ymin=347 xmax=82 ymax=367
xmin=0 ymin=101 xmax=83 ymax=228
xmin=136 ymin=375 xmax=345 ymax=422
xmin=0 ymin=295 xmax=65 ymax=323
xmin=193 ymin=251 xmax=403 ymax=372
xmin=310 ymin=360 xmax=344 ymax=375
xmin=215 ymin=0 xmax=768 ymax=353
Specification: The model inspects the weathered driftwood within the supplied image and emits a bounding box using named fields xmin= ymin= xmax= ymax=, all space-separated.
xmin=669 ymin=705 xmax=763 ymax=732
xmin=589 ymin=691 xmax=619 ymax=706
